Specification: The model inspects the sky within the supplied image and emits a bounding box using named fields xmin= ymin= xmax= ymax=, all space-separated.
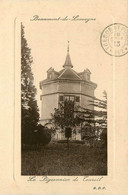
xmin=22 ymin=19 xmax=113 ymax=115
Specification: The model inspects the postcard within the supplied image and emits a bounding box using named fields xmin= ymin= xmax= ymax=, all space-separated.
xmin=0 ymin=0 xmax=128 ymax=194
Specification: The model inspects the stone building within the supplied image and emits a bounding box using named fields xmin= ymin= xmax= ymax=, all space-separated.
xmin=39 ymin=44 xmax=97 ymax=140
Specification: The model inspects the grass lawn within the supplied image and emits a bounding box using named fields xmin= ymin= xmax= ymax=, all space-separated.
xmin=21 ymin=142 xmax=107 ymax=176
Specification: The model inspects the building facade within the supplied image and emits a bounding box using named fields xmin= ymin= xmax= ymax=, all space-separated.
xmin=39 ymin=45 xmax=97 ymax=140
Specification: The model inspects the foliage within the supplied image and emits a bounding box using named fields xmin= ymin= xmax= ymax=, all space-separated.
xmin=78 ymin=91 xmax=107 ymax=144
xmin=21 ymin=23 xmax=39 ymax=145
xmin=77 ymin=91 xmax=107 ymax=129
xmin=51 ymin=100 xmax=83 ymax=130
xmin=22 ymin=125 xmax=52 ymax=150
xmin=89 ymin=90 xmax=107 ymax=143
xmin=37 ymin=125 xmax=52 ymax=146
xmin=100 ymin=128 xmax=107 ymax=146
xmin=52 ymin=91 xmax=107 ymax=146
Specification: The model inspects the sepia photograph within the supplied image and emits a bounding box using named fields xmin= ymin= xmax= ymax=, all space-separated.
xmin=1 ymin=0 xmax=128 ymax=194
xmin=21 ymin=19 xmax=108 ymax=176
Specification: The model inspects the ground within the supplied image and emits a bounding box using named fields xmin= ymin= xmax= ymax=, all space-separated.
xmin=21 ymin=142 xmax=107 ymax=176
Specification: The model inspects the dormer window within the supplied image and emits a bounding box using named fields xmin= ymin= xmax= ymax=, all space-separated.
xmin=47 ymin=67 xmax=54 ymax=79
xmin=84 ymin=69 xmax=91 ymax=81
xmin=49 ymin=73 xmax=52 ymax=79
xmin=86 ymin=74 xmax=90 ymax=81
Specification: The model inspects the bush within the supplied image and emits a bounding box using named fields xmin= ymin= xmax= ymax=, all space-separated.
xmin=37 ymin=125 xmax=52 ymax=146
xmin=21 ymin=125 xmax=52 ymax=149
xmin=100 ymin=128 xmax=107 ymax=147
xmin=22 ymin=128 xmax=38 ymax=145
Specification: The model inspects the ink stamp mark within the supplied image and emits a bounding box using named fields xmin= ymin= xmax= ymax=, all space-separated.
xmin=100 ymin=23 xmax=128 ymax=57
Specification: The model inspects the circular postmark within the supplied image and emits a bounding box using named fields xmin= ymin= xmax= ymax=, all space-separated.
xmin=100 ymin=23 xmax=128 ymax=57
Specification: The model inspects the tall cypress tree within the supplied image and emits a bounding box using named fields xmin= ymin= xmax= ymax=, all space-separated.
xmin=21 ymin=23 xmax=39 ymax=144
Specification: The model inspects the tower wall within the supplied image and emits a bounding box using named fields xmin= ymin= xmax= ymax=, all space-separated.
xmin=81 ymin=95 xmax=94 ymax=110
xmin=40 ymin=80 xmax=96 ymax=125
xmin=40 ymin=93 xmax=58 ymax=125
xmin=42 ymin=82 xmax=58 ymax=95
xmin=81 ymin=82 xmax=94 ymax=97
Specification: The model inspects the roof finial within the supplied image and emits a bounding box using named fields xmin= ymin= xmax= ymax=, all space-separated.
xmin=67 ymin=40 xmax=69 ymax=53
xmin=63 ymin=41 xmax=73 ymax=68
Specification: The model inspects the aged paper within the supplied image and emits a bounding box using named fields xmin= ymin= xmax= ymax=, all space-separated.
xmin=0 ymin=0 xmax=128 ymax=194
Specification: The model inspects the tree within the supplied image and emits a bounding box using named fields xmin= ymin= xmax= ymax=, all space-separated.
xmin=88 ymin=90 xmax=107 ymax=133
xmin=51 ymin=100 xmax=81 ymax=130
xmin=37 ymin=125 xmax=52 ymax=146
xmin=21 ymin=23 xmax=39 ymax=144
xmin=77 ymin=91 xmax=107 ymax=144
xmin=51 ymin=91 xmax=107 ymax=145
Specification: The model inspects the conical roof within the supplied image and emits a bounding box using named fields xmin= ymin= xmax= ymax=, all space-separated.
xmin=63 ymin=41 xmax=73 ymax=68
xmin=58 ymin=68 xmax=81 ymax=80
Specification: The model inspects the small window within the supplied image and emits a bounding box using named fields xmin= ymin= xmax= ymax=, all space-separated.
xmin=87 ymin=74 xmax=90 ymax=81
xmin=59 ymin=95 xmax=64 ymax=101
xmin=65 ymin=96 xmax=70 ymax=101
xmin=76 ymin=96 xmax=80 ymax=102
xmin=70 ymin=96 xmax=75 ymax=101
xmin=48 ymin=73 xmax=52 ymax=79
